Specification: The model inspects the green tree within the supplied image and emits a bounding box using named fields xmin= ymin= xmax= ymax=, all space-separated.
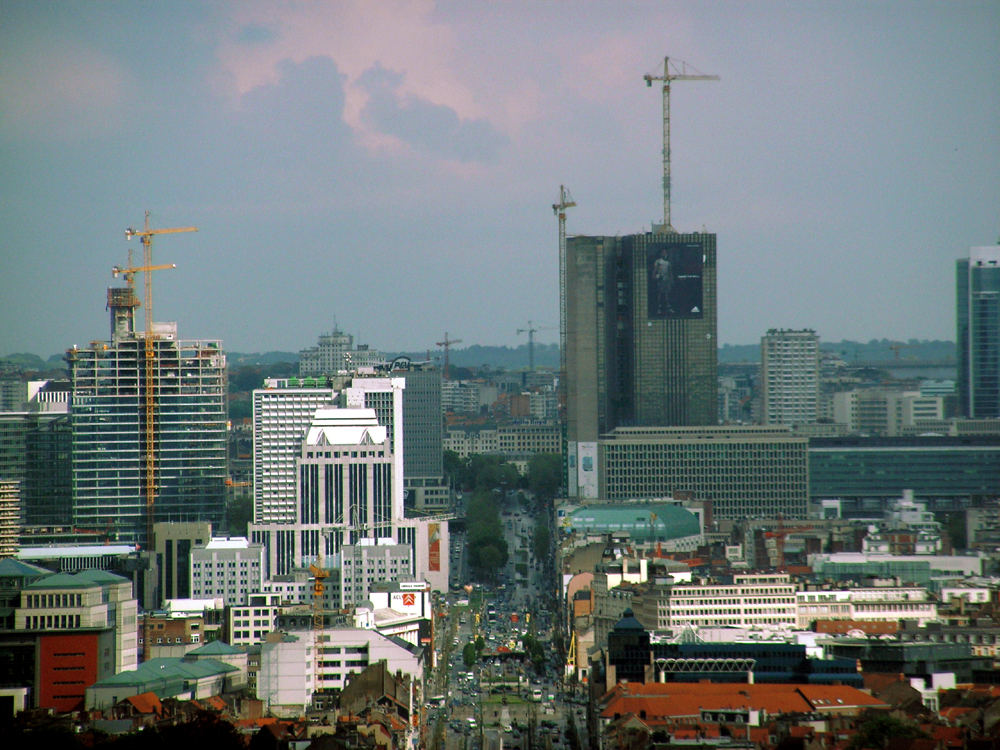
xmin=466 ymin=487 xmax=509 ymax=580
xmin=848 ymin=712 xmax=927 ymax=750
xmin=533 ymin=522 xmax=550 ymax=560
xmin=463 ymin=642 xmax=477 ymax=668
xmin=225 ymin=496 xmax=253 ymax=536
xmin=528 ymin=453 xmax=562 ymax=499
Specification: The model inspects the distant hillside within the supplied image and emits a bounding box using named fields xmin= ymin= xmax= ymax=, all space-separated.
xmin=226 ymin=351 xmax=299 ymax=366
xmin=720 ymin=339 xmax=956 ymax=364
xmin=391 ymin=343 xmax=560 ymax=372
xmin=4 ymin=339 xmax=955 ymax=375
xmin=0 ymin=352 xmax=67 ymax=375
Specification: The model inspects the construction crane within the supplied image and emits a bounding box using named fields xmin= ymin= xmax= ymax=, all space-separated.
xmin=436 ymin=332 xmax=462 ymax=381
xmin=309 ymin=562 xmax=330 ymax=630
xmin=644 ymin=56 xmax=719 ymax=232
xmin=124 ymin=212 xmax=198 ymax=548
xmin=553 ymin=185 xmax=575 ymax=408
xmin=516 ymin=320 xmax=554 ymax=372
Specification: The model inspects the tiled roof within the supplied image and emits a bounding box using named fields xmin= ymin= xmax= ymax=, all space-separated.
xmin=187 ymin=640 xmax=243 ymax=656
xmin=600 ymin=682 xmax=889 ymax=720
xmin=0 ymin=558 xmax=51 ymax=577
xmin=75 ymin=569 xmax=128 ymax=584
xmin=24 ymin=572 xmax=92 ymax=589
xmin=124 ymin=692 xmax=162 ymax=716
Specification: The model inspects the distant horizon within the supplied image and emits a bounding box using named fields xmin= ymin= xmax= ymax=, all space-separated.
xmin=1 ymin=335 xmax=958 ymax=367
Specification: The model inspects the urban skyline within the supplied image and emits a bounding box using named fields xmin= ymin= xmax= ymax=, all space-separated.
xmin=2 ymin=2 xmax=998 ymax=359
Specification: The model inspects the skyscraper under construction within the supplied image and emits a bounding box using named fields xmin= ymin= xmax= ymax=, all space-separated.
xmin=561 ymin=56 xmax=720 ymax=499
xmin=564 ymin=230 xmax=718 ymax=498
xmin=66 ymin=285 xmax=227 ymax=546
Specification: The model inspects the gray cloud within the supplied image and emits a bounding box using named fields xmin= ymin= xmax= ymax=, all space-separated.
xmin=358 ymin=64 xmax=507 ymax=162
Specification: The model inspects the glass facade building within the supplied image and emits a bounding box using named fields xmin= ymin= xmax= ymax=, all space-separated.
xmin=958 ymin=246 xmax=1000 ymax=418
xmin=67 ymin=290 xmax=227 ymax=547
xmin=809 ymin=435 xmax=1000 ymax=515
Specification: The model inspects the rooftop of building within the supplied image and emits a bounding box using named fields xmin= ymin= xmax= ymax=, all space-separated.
xmin=305 ymin=407 xmax=387 ymax=446
xmin=565 ymin=503 xmax=701 ymax=542
xmin=23 ymin=568 xmax=129 ymax=590
xmin=17 ymin=543 xmax=138 ymax=559
xmin=90 ymin=656 xmax=238 ymax=689
xmin=0 ymin=558 xmax=52 ymax=579
xmin=187 ymin=640 xmax=244 ymax=656
xmin=600 ymin=682 xmax=888 ymax=720
xmin=202 ymin=537 xmax=255 ymax=550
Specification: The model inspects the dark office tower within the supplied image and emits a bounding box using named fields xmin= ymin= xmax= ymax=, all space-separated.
xmin=957 ymin=246 xmax=1000 ymax=418
xmin=565 ymin=230 xmax=717 ymax=498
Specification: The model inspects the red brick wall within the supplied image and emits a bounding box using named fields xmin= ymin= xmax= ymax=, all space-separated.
xmin=39 ymin=633 xmax=99 ymax=712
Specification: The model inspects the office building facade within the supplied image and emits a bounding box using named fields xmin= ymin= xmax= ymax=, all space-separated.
xmin=761 ymin=328 xmax=819 ymax=425
xmin=809 ymin=435 xmax=1000 ymax=515
xmin=253 ymin=381 xmax=339 ymax=525
xmin=190 ymin=536 xmax=264 ymax=606
xmin=599 ymin=426 xmax=809 ymax=519
xmin=565 ymin=231 xmax=717 ymax=498
xmin=958 ymin=245 xmax=1000 ymax=418
xmin=66 ymin=288 xmax=227 ymax=547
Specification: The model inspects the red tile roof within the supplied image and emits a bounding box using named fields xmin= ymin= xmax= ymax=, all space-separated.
xmin=125 ymin=692 xmax=162 ymax=716
xmin=600 ymin=682 xmax=888 ymax=720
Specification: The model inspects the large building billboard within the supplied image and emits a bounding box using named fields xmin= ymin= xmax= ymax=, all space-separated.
xmin=428 ymin=522 xmax=441 ymax=572
xmin=646 ymin=242 xmax=704 ymax=319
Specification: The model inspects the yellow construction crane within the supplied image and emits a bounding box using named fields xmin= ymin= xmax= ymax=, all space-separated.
xmin=644 ymin=56 xmax=719 ymax=233
xmin=124 ymin=211 xmax=197 ymax=548
xmin=309 ymin=562 xmax=330 ymax=630
xmin=565 ymin=629 xmax=577 ymax=679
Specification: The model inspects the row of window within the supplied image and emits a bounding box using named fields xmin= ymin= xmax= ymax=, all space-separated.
xmin=23 ymin=614 xmax=82 ymax=629
xmin=23 ymin=593 xmax=84 ymax=608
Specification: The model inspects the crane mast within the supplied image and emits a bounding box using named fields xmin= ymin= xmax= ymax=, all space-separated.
xmin=124 ymin=211 xmax=197 ymax=547
xmin=553 ymin=185 xmax=575 ymax=407
xmin=644 ymin=56 xmax=718 ymax=232
xmin=435 ymin=332 xmax=463 ymax=381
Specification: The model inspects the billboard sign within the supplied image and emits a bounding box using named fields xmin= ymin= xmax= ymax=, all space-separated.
xmin=646 ymin=242 xmax=704 ymax=319
xmin=428 ymin=522 xmax=441 ymax=572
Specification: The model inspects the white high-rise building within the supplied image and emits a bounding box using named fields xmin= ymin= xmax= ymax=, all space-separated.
xmin=252 ymin=406 xmax=394 ymax=576
xmin=250 ymin=374 xmax=449 ymax=590
xmin=252 ymin=381 xmax=338 ymax=525
xmin=761 ymin=329 xmax=820 ymax=426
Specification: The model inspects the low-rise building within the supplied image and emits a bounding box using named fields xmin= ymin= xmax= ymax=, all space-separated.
xmin=258 ymin=626 xmax=424 ymax=716
xmin=796 ymin=584 xmax=938 ymax=628
xmin=85 ymin=654 xmax=243 ymax=711
xmin=9 ymin=568 xmax=138 ymax=711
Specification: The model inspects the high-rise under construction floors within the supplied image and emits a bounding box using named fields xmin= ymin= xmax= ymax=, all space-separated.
xmin=67 ymin=328 xmax=227 ymax=547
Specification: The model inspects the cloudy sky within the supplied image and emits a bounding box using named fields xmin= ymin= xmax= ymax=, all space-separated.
xmin=2 ymin=1 xmax=998 ymax=358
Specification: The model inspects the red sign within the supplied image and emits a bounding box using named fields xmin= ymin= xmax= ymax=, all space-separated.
xmin=403 ymin=592 xmax=416 ymax=606
xmin=428 ymin=522 xmax=441 ymax=572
